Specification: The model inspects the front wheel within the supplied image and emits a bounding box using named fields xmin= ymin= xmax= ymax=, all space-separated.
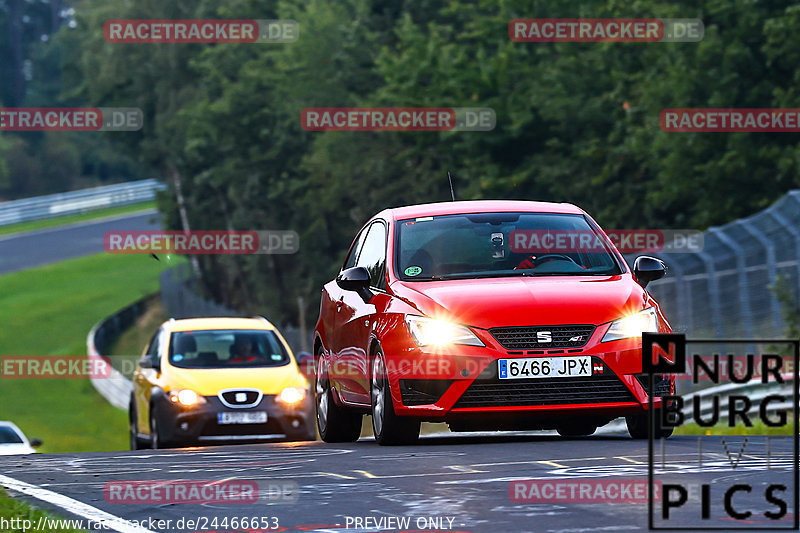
xmin=626 ymin=410 xmax=674 ymax=439
xmin=371 ymin=349 xmax=420 ymax=446
xmin=149 ymin=410 xmax=162 ymax=449
xmin=129 ymin=401 xmax=146 ymax=450
xmin=149 ymin=406 xmax=174 ymax=449
xmin=315 ymin=355 xmax=362 ymax=442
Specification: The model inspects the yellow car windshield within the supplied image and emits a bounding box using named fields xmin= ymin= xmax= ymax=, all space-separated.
xmin=168 ymin=329 xmax=290 ymax=369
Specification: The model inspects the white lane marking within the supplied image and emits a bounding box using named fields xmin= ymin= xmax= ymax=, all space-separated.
xmin=0 ymin=473 xmax=156 ymax=533
xmin=615 ymin=456 xmax=646 ymax=464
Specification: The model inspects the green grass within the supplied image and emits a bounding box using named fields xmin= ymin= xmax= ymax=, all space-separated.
xmin=0 ymin=252 xmax=176 ymax=453
xmin=108 ymin=297 xmax=168 ymax=376
xmin=0 ymin=488 xmax=85 ymax=533
xmin=0 ymin=201 xmax=155 ymax=237
xmin=675 ymin=417 xmax=795 ymax=436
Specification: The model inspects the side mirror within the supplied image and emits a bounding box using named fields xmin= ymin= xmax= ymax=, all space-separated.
xmin=138 ymin=354 xmax=160 ymax=372
xmin=30 ymin=438 xmax=42 ymax=448
xmin=296 ymin=351 xmax=314 ymax=379
xmin=336 ymin=266 xmax=373 ymax=301
xmin=633 ymin=256 xmax=667 ymax=288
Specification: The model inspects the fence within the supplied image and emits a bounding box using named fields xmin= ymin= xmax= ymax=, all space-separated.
xmin=0 ymin=179 xmax=165 ymax=226
xmin=634 ymin=190 xmax=800 ymax=339
xmin=159 ymin=263 xmax=312 ymax=354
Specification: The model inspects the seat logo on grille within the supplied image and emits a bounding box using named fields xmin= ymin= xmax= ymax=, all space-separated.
xmin=235 ymin=392 xmax=247 ymax=403
xmin=537 ymin=331 xmax=552 ymax=343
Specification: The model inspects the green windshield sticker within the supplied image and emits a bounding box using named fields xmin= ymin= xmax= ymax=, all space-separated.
xmin=404 ymin=265 xmax=422 ymax=277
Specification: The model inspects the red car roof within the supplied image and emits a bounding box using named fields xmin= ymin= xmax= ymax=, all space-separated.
xmin=385 ymin=200 xmax=584 ymax=220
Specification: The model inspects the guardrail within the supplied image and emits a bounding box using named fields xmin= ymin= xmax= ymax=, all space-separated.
xmin=0 ymin=179 xmax=165 ymax=227
xmin=86 ymin=295 xmax=155 ymax=411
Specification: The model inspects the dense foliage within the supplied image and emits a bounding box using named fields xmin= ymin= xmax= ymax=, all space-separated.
xmin=6 ymin=0 xmax=800 ymax=324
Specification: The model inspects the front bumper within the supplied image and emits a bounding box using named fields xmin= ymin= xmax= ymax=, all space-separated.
xmin=380 ymin=322 xmax=674 ymax=424
xmin=154 ymin=393 xmax=315 ymax=444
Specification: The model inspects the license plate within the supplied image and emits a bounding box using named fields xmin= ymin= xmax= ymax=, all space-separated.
xmin=217 ymin=411 xmax=267 ymax=424
xmin=498 ymin=356 xmax=591 ymax=380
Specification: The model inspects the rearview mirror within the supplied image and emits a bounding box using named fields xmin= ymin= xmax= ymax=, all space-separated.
xmin=633 ymin=256 xmax=667 ymax=288
xmin=30 ymin=438 xmax=42 ymax=448
xmin=336 ymin=266 xmax=373 ymax=301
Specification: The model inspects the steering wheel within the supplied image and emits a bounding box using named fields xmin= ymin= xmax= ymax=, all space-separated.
xmin=514 ymin=253 xmax=583 ymax=270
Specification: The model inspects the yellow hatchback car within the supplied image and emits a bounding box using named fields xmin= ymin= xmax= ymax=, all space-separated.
xmin=129 ymin=317 xmax=315 ymax=449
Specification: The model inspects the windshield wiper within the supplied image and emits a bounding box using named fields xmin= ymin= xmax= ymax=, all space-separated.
xmin=408 ymin=270 xmax=607 ymax=281
xmin=410 ymin=271 xmax=536 ymax=281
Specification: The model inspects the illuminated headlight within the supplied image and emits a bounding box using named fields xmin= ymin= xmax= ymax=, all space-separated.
xmin=601 ymin=307 xmax=659 ymax=342
xmin=168 ymin=389 xmax=205 ymax=407
xmin=277 ymin=387 xmax=306 ymax=405
xmin=404 ymin=315 xmax=484 ymax=347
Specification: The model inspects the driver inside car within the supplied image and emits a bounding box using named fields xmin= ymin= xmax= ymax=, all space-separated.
xmin=228 ymin=335 xmax=262 ymax=364
xmin=512 ymin=228 xmax=588 ymax=271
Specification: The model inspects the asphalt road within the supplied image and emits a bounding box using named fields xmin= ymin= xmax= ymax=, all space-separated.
xmin=0 ymin=210 xmax=160 ymax=275
xmin=0 ymin=433 xmax=795 ymax=533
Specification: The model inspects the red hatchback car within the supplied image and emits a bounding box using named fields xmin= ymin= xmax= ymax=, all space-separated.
xmin=313 ymin=200 xmax=675 ymax=445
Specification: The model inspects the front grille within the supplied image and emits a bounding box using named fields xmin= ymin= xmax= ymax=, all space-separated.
xmin=399 ymin=379 xmax=453 ymax=406
xmin=219 ymin=389 xmax=262 ymax=408
xmin=490 ymin=325 xmax=595 ymax=350
xmin=454 ymin=358 xmax=635 ymax=408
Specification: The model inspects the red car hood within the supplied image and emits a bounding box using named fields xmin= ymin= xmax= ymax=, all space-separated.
xmin=390 ymin=275 xmax=648 ymax=329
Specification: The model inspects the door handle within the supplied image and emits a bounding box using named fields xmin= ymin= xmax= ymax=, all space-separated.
xmin=336 ymin=298 xmax=344 ymax=310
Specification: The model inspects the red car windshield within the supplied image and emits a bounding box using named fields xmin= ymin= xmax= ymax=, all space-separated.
xmin=396 ymin=212 xmax=623 ymax=280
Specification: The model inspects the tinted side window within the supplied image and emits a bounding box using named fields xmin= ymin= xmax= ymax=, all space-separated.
xmin=147 ymin=329 xmax=162 ymax=365
xmin=343 ymin=226 xmax=369 ymax=270
xmin=356 ymin=222 xmax=387 ymax=289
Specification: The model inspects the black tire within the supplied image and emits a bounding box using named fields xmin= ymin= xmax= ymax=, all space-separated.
xmin=149 ymin=406 xmax=172 ymax=449
xmin=557 ymin=421 xmax=597 ymax=437
xmin=371 ymin=349 xmax=420 ymax=446
xmin=315 ymin=355 xmax=362 ymax=443
xmin=128 ymin=401 xmax=147 ymax=450
xmin=626 ymin=410 xmax=674 ymax=439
